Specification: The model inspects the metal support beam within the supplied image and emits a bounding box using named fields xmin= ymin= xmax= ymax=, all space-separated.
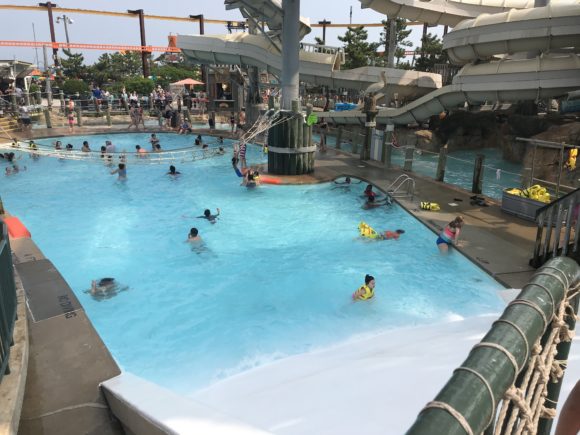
xmin=318 ymin=19 xmax=331 ymax=45
xmin=128 ymin=9 xmax=150 ymax=78
xmin=39 ymin=2 xmax=59 ymax=67
xmin=387 ymin=18 xmax=397 ymax=68
xmin=281 ymin=0 xmax=300 ymax=111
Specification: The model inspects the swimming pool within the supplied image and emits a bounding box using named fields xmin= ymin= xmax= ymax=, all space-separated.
xmin=1 ymin=133 xmax=504 ymax=394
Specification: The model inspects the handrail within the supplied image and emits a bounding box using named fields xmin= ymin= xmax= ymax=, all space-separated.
xmin=386 ymin=174 xmax=415 ymax=199
xmin=531 ymin=188 xmax=580 ymax=267
xmin=0 ymin=217 xmax=18 ymax=385
xmin=407 ymin=256 xmax=580 ymax=435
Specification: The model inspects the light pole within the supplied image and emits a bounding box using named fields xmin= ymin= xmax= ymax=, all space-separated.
xmin=55 ymin=14 xmax=73 ymax=52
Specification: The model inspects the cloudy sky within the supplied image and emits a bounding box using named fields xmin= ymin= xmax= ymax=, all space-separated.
xmin=0 ymin=0 xmax=441 ymax=67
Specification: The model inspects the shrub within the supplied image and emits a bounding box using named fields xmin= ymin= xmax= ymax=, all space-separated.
xmin=62 ymin=79 xmax=89 ymax=96
xmin=124 ymin=77 xmax=154 ymax=96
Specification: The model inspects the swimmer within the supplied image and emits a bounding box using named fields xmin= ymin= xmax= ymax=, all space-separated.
xmin=242 ymin=170 xmax=259 ymax=188
xmin=149 ymin=133 xmax=160 ymax=150
xmin=197 ymin=208 xmax=220 ymax=224
xmin=379 ymin=229 xmax=405 ymax=240
xmin=81 ymin=141 xmax=91 ymax=152
xmin=363 ymin=184 xmax=376 ymax=198
xmin=218 ymin=136 xmax=224 ymax=144
xmin=167 ymin=165 xmax=181 ymax=176
xmin=217 ymin=146 xmax=225 ymax=155
xmin=135 ymin=145 xmax=148 ymax=157
xmin=110 ymin=163 xmax=127 ymax=180
xmin=362 ymin=195 xmax=391 ymax=209
xmin=187 ymin=227 xmax=202 ymax=243
xmin=54 ymin=140 xmax=62 ymax=150
xmin=352 ymin=275 xmax=375 ymax=301
xmin=65 ymin=143 xmax=73 ymax=151
xmin=86 ymin=278 xmax=128 ymax=300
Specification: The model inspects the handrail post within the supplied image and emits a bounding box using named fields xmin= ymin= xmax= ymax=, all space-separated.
xmin=59 ymin=90 xmax=65 ymax=114
xmin=436 ymin=144 xmax=448 ymax=182
xmin=556 ymin=143 xmax=564 ymax=199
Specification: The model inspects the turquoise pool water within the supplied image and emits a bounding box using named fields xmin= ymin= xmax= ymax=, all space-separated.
xmin=1 ymin=133 xmax=504 ymax=394
xmin=323 ymin=134 xmax=522 ymax=199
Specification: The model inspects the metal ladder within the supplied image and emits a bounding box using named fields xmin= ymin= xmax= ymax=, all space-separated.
xmin=386 ymin=174 xmax=415 ymax=199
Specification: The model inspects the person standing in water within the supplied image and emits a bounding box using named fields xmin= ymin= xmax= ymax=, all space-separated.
xmin=111 ymin=163 xmax=127 ymax=180
xmin=436 ymin=216 xmax=464 ymax=253
xmin=352 ymin=275 xmax=376 ymax=301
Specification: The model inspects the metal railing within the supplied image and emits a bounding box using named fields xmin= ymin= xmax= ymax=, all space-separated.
xmin=407 ymin=256 xmax=579 ymax=435
xmin=531 ymin=187 xmax=580 ymax=267
xmin=0 ymin=218 xmax=17 ymax=385
xmin=386 ymin=174 xmax=415 ymax=199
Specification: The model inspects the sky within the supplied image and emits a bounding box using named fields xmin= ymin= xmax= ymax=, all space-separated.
xmin=0 ymin=0 xmax=444 ymax=68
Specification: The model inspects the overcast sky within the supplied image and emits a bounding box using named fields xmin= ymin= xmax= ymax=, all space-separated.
xmin=0 ymin=0 xmax=442 ymax=67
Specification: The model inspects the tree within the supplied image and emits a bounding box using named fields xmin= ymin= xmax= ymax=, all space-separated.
xmin=338 ymin=26 xmax=380 ymax=70
xmin=379 ymin=18 xmax=412 ymax=68
xmin=123 ymin=77 xmax=154 ymax=95
xmin=89 ymin=51 xmax=143 ymax=85
xmin=60 ymin=52 xmax=89 ymax=80
xmin=151 ymin=64 xmax=201 ymax=89
xmin=415 ymin=33 xmax=448 ymax=72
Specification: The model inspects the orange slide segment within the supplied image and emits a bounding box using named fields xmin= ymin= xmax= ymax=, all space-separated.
xmin=4 ymin=216 xmax=31 ymax=239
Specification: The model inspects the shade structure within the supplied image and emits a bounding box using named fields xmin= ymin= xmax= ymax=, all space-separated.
xmin=171 ymin=78 xmax=204 ymax=86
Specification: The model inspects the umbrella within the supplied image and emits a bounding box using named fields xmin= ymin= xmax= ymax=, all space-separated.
xmin=172 ymin=78 xmax=204 ymax=86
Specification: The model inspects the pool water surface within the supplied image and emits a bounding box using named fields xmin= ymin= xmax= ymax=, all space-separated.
xmin=1 ymin=133 xmax=504 ymax=394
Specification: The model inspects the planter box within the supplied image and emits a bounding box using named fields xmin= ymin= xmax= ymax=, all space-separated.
xmin=501 ymin=189 xmax=545 ymax=221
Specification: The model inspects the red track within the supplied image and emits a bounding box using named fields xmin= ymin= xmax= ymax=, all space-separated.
xmin=0 ymin=40 xmax=180 ymax=52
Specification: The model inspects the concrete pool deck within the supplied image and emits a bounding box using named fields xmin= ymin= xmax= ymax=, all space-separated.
xmin=3 ymin=126 xmax=558 ymax=433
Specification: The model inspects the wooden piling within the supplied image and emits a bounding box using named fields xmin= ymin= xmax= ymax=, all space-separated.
xmin=472 ymin=154 xmax=485 ymax=194
xmin=436 ymin=145 xmax=448 ymax=182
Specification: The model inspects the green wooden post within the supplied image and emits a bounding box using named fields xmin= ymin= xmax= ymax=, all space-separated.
xmin=35 ymin=89 xmax=42 ymax=106
xmin=10 ymin=93 xmax=17 ymax=112
xmin=407 ymin=257 xmax=580 ymax=435
xmin=436 ymin=145 xmax=448 ymax=182
xmin=184 ymin=108 xmax=191 ymax=123
xmin=472 ymin=154 xmax=485 ymax=194
xmin=403 ymin=147 xmax=414 ymax=171
xmin=105 ymin=107 xmax=112 ymax=126
xmin=59 ymin=91 xmax=65 ymax=114
xmin=24 ymin=92 xmax=30 ymax=107
xmin=75 ymin=106 xmax=83 ymax=127
xmin=336 ymin=125 xmax=343 ymax=150
xmin=43 ymin=108 xmax=52 ymax=129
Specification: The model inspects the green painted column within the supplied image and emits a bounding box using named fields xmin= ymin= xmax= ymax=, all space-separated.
xmin=407 ymin=257 xmax=580 ymax=435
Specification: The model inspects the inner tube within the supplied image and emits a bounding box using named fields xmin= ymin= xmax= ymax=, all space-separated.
xmin=260 ymin=176 xmax=282 ymax=185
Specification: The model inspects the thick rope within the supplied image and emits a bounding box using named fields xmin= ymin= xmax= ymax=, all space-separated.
xmin=473 ymin=342 xmax=520 ymax=378
xmin=422 ymin=401 xmax=473 ymax=435
xmin=493 ymin=319 xmax=530 ymax=364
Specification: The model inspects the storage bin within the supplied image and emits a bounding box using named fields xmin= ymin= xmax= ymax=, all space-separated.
xmin=501 ymin=189 xmax=545 ymax=221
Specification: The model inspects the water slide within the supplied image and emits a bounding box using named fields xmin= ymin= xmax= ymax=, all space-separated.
xmin=178 ymin=0 xmax=443 ymax=101
xmin=178 ymin=0 xmax=580 ymax=125
xmin=319 ymin=1 xmax=580 ymax=125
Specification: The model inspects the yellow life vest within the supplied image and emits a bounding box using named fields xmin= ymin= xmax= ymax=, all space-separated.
xmin=420 ymin=202 xmax=440 ymax=211
xmin=354 ymin=284 xmax=374 ymax=300
xmin=358 ymin=221 xmax=379 ymax=239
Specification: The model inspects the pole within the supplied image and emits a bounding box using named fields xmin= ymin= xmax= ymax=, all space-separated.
xmin=32 ymin=23 xmax=40 ymax=67
xmin=436 ymin=145 xmax=448 ymax=181
xmin=387 ymin=18 xmax=397 ymax=68
xmin=128 ymin=9 xmax=150 ymax=78
xmin=318 ymin=19 xmax=331 ymax=45
xmin=472 ymin=154 xmax=485 ymax=194
xmin=39 ymin=2 xmax=59 ymax=67
xmin=281 ymin=0 xmax=300 ymax=111
xmin=349 ymin=6 xmax=352 ymax=25
xmin=63 ymin=15 xmax=71 ymax=51
xmin=190 ymin=15 xmax=206 ymax=90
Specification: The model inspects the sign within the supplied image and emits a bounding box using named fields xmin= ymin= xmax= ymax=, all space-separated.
xmin=306 ymin=113 xmax=318 ymax=126
xmin=365 ymin=121 xmax=376 ymax=128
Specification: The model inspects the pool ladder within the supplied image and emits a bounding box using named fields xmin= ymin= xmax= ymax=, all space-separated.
xmin=387 ymin=174 xmax=415 ymax=200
